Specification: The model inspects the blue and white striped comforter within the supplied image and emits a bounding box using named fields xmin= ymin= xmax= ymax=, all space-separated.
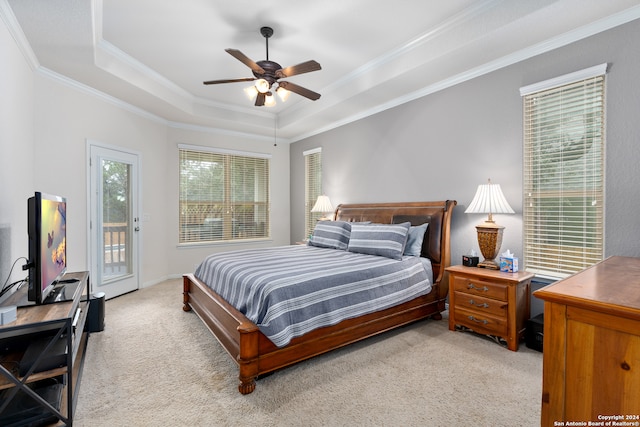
xmin=194 ymin=245 xmax=433 ymax=347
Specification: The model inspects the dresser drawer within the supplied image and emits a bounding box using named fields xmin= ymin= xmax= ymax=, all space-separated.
xmin=454 ymin=307 xmax=508 ymax=336
xmin=454 ymin=291 xmax=508 ymax=318
xmin=453 ymin=276 xmax=507 ymax=301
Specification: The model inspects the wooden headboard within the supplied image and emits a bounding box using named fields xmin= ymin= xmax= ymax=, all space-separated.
xmin=334 ymin=200 xmax=457 ymax=288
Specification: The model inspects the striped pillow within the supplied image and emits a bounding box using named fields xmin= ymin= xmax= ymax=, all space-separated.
xmin=347 ymin=222 xmax=411 ymax=260
xmin=308 ymin=221 xmax=352 ymax=250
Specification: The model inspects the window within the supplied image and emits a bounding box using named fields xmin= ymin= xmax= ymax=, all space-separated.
xmin=520 ymin=64 xmax=606 ymax=279
xmin=179 ymin=145 xmax=270 ymax=244
xmin=304 ymin=148 xmax=322 ymax=239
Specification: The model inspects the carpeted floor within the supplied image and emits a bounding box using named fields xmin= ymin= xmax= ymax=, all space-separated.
xmin=74 ymin=279 xmax=542 ymax=426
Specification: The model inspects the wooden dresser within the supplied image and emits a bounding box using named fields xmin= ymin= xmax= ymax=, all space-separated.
xmin=446 ymin=265 xmax=533 ymax=351
xmin=534 ymin=256 xmax=640 ymax=425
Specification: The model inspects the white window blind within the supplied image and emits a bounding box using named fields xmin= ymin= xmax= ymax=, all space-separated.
xmin=179 ymin=147 xmax=270 ymax=243
xmin=304 ymin=148 xmax=322 ymax=239
xmin=522 ymin=69 xmax=605 ymax=279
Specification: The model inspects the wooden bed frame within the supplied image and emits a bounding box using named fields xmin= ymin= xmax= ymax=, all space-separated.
xmin=183 ymin=200 xmax=456 ymax=394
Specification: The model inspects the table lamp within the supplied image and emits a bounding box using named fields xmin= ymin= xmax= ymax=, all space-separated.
xmin=311 ymin=195 xmax=334 ymax=221
xmin=465 ymin=179 xmax=514 ymax=269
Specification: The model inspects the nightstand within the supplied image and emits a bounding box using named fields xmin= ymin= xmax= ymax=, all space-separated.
xmin=446 ymin=265 xmax=533 ymax=351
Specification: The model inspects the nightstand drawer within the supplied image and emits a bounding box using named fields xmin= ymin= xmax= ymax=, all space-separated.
xmin=454 ymin=291 xmax=508 ymax=318
xmin=452 ymin=276 xmax=507 ymax=301
xmin=454 ymin=307 xmax=508 ymax=336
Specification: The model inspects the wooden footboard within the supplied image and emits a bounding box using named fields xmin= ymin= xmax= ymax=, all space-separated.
xmin=183 ymin=273 xmax=260 ymax=394
xmin=183 ymin=200 xmax=456 ymax=394
xmin=184 ymin=273 xmax=445 ymax=394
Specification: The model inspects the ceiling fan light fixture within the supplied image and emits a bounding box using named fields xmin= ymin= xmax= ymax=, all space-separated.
xmin=203 ymin=27 xmax=321 ymax=106
xmin=264 ymin=93 xmax=276 ymax=107
xmin=276 ymin=86 xmax=290 ymax=102
xmin=244 ymin=85 xmax=258 ymax=100
xmin=255 ymin=78 xmax=270 ymax=94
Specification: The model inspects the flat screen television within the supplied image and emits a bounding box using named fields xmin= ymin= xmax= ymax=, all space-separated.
xmin=25 ymin=192 xmax=67 ymax=305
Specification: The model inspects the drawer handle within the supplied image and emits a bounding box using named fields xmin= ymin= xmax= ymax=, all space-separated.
xmin=468 ymin=315 xmax=489 ymax=325
xmin=72 ymin=308 xmax=82 ymax=329
xmin=469 ymin=299 xmax=489 ymax=308
xmin=467 ymin=283 xmax=489 ymax=292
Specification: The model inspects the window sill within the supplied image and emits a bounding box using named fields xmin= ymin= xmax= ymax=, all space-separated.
xmin=177 ymin=238 xmax=273 ymax=249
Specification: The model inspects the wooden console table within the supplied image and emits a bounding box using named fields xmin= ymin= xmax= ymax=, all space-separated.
xmin=0 ymin=271 xmax=90 ymax=426
xmin=534 ymin=257 xmax=640 ymax=425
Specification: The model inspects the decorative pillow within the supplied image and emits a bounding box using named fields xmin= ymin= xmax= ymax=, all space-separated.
xmin=404 ymin=223 xmax=429 ymax=257
xmin=347 ymin=222 xmax=411 ymax=260
xmin=308 ymin=221 xmax=351 ymax=250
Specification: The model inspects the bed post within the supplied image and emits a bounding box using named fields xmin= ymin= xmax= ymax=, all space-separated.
xmin=436 ymin=200 xmax=456 ymax=302
xmin=237 ymin=322 xmax=260 ymax=394
xmin=431 ymin=200 xmax=456 ymax=319
xmin=183 ymin=276 xmax=192 ymax=312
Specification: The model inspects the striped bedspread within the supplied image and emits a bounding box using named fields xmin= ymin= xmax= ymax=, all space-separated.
xmin=194 ymin=245 xmax=433 ymax=347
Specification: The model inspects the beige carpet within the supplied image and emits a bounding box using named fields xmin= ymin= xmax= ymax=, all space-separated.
xmin=74 ymin=279 xmax=542 ymax=426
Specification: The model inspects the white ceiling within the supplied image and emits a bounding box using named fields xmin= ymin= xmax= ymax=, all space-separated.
xmin=4 ymin=0 xmax=640 ymax=142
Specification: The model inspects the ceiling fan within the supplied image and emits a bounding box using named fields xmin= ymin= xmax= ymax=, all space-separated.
xmin=203 ymin=26 xmax=322 ymax=106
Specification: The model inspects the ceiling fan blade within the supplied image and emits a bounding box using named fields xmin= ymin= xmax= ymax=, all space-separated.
xmin=225 ymin=49 xmax=265 ymax=74
xmin=255 ymin=92 xmax=266 ymax=106
xmin=278 ymin=81 xmax=321 ymax=101
xmin=203 ymin=77 xmax=255 ymax=85
xmin=275 ymin=60 xmax=321 ymax=78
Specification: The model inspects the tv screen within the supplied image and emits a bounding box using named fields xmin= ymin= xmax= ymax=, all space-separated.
xmin=27 ymin=192 xmax=67 ymax=304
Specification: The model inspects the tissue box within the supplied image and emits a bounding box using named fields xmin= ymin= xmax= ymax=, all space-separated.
xmin=462 ymin=255 xmax=479 ymax=267
xmin=500 ymin=256 xmax=519 ymax=273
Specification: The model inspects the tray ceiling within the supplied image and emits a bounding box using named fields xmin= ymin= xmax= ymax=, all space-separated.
xmin=4 ymin=0 xmax=640 ymax=142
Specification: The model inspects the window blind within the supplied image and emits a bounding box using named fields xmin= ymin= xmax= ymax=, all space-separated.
xmin=304 ymin=148 xmax=322 ymax=239
xmin=179 ymin=148 xmax=270 ymax=243
xmin=522 ymin=72 xmax=605 ymax=279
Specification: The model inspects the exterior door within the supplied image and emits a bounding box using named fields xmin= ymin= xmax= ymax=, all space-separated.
xmin=89 ymin=143 xmax=140 ymax=299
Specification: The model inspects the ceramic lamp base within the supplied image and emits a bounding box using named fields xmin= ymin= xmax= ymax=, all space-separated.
xmin=476 ymin=222 xmax=504 ymax=270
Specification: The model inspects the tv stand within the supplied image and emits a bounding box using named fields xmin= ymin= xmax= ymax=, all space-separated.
xmin=2 ymin=279 xmax=81 ymax=309
xmin=0 ymin=271 xmax=90 ymax=426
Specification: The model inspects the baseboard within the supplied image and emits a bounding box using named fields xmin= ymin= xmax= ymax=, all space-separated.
xmin=141 ymin=274 xmax=183 ymax=289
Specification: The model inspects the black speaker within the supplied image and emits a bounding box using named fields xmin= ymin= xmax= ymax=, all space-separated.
xmin=525 ymin=313 xmax=544 ymax=352
xmin=87 ymin=292 xmax=105 ymax=332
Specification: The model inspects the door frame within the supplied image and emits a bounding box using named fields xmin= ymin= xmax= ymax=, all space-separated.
xmin=86 ymin=139 xmax=142 ymax=298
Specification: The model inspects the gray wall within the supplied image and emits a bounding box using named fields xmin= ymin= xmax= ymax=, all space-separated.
xmin=290 ymin=18 xmax=640 ymax=278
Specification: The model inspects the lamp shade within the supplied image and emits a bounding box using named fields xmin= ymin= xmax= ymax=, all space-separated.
xmin=276 ymin=86 xmax=290 ymax=102
xmin=465 ymin=179 xmax=514 ymax=218
xmin=311 ymin=195 xmax=334 ymax=213
xmin=254 ymin=78 xmax=270 ymax=94
xmin=264 ymin=93 xmax=276 ymax=107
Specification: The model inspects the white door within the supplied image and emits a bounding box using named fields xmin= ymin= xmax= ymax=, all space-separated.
xmin=88 ymin=143 xmax=140 ymax=299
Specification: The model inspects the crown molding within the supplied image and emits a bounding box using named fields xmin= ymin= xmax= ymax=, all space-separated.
xmin=0 ymin=0 xmax=39 ymax=70
xmin=290 ymin=5 xmax=640 ymax=143
xmin=6 ymin=0 xmax=640 ymax=144
xmin=37 ymin=66 xmax=281 ymax=143
xmin=37 ymin=67 xmax=168 ymax=125
xmin=169 ymin=121 xmax=287 ymax=144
